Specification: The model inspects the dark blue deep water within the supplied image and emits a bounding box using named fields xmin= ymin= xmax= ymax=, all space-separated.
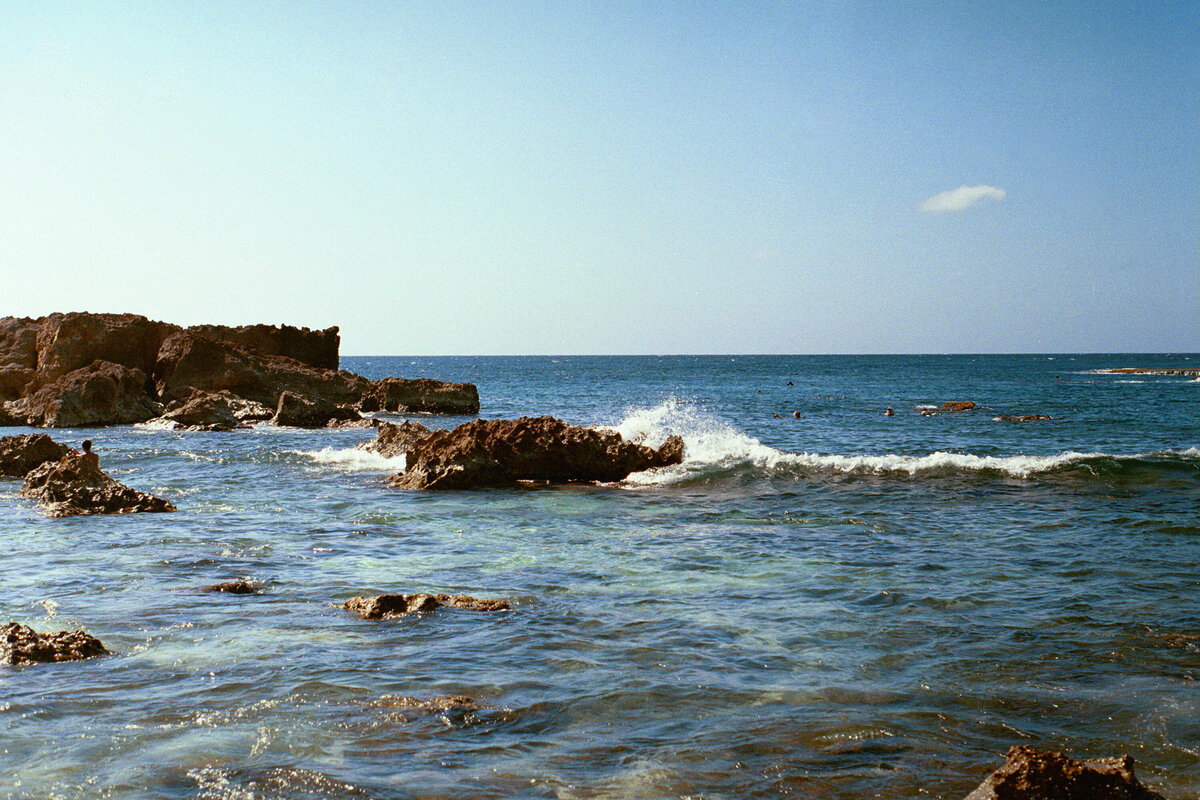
xmin=2 ymin=354 xmax=1198 ymax=799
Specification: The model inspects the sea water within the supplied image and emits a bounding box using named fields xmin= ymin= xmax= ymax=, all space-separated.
xmin=1 ymin=354 xmax=1197 ymax=799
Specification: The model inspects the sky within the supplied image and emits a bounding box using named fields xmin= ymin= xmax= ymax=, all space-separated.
xmin=1 ymin=1 xmax=1197 ymax=355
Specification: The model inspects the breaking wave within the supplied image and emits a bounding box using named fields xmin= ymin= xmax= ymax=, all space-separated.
xmin=612 ymin=401 xmax=1200 ymax=486
xmin=295 ymin=447 xmax=405 ymax=473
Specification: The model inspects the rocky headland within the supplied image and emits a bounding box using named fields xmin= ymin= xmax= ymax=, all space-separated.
xmin=0 ymin=312 xmax=479 ymax=428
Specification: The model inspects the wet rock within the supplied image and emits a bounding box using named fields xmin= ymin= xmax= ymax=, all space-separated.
xmin=158 ymin=390 xmax=247 ymax=431
xmin=201 ymin=580 xmax=263 ymax=595
xmin=359 ymin=377 xmax=480 ymax=415
xmin=1 ymin=622 xmax=109 ymax=665
xmin=364 ymin=694 xmax=485 ymax=713
xmin=0 ymin=434 xmax=69 ymax=478
xmin=343 ymin=592 xmax=510 ymax=619
xmin=996 ymin=414 xmax=1052 ymax=423
xmin=965 ymin=745 xmax=1167 ymax=800
xmin=940 ymin=401 xmax=977 ymax=412
xmin=389 ymin=416 xmax=685 ymax=490
xmin=7 ymin=361 xmax=163 ymax=427
xmin=357 ymin=420 xmax=434 ymax=458
xmin=272 ymin=391 xmax=363 ymax=428
xmin=21 ymin=451 xmax=176 ymax=517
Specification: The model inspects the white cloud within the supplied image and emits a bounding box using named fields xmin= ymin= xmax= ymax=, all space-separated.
xmin=919 ymin=184 xmax=1007 ymax=213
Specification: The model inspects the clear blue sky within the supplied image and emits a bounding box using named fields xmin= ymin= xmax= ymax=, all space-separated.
xmin=2 ymin=1 xmax=1197 ymax=354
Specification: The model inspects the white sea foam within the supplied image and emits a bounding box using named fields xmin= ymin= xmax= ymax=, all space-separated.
xmin=609 ymin=401 xmax=1169 ymax=486
xmin=296 ymin=447 xmax=406 ymax=473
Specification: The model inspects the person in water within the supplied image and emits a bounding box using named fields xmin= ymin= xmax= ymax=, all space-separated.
xmin=80 ymin=439 xmax=99 ymax=470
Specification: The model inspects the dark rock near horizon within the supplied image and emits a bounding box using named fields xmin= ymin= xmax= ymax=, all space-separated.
xmin=390 ymin=416 xmax=685 ymax=490
xmin=996 ymin=414 xmax=1053 ymax=423
xmin=360 ymin=377 xmax=480 ymax=415
xmin=964 ymin=745 xmax=1167 ymax=800
xmin=343 ymin=592 xmax=511 ymax=619
xmin=21 ymin=451 xmax=176 ymax=517
xmin=0 ymin=434 xmax=69 ymax=478
xmin=2 ymin=622 xmax=110 ymax=665
xmin=272 ymin=390 xmax=364 ymax=428
xmin=7 ymin=361 xmax=162 ymax=427
xmin=940 ymin=401 xmax=977 ymax=412
xmin=357 ymin=420 xmax=434 ymax=458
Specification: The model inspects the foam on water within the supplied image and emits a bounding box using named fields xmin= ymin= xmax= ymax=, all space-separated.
xmin=294 ymin=447 xmax=406 ymax=473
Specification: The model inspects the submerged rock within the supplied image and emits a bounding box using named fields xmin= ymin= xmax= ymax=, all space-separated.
xmin=201 ymin=580 xmax=263 ymax=595
xmin=965 ymin=745 xmax=1167 ymax=800
xmin=343 ymin=592 xmax=510 ymax=619
xmin=0 ymin=434 xmax=69 ymax=478
xmin=996 ymin=414 xmax=1052 ymax=423
xmin=940 ymin=401 xmax=977 ymax=412
xmin=1 ymin=622 xmax=109 ymax=665
xmin=21 ymin=451 xmax=176 ymax=517
xmin=356 ymin=420 xmax=434 ymax=458
xmin=389 ymin=416 xmax=685 ymax=490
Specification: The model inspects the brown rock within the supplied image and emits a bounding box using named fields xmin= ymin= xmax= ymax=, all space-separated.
xmin=8 ymin=361 xmax=162 ymax=427
xmin=158 ymin=390 xmax=246 ymax=431
xmin=360 ymin=377 xmax=480 ymax=415
xmin=21 ymin=451 xmax=176 ymax=517
xmin=356 ymin=420 xmax=434 ymax=458
xmin=201 ymin=580 xmax=262 ymax=595
xmin=965 ymin=745 xmax=1167 ymax=800
xmin=0 ymin=434 xmax=69 ymax=478
xmin=1 ymin=622 xmax=109 ymax=665
xmin=996 ymin=414 xmax=1052 ymax=423
xmin=183 ymin=323 xmax=339 ymax=370
xmin=390 ymin=416 xmax=686 ymax=490
xmin=343 ymin=592 xmax=510 ymax=619
xmin=272 ymin=390 xmax=363 ymax=428
xmin=31 ymin=312 xmax=179 ymax=387
xmin=941 ymin=401 xmax=977 ymax=412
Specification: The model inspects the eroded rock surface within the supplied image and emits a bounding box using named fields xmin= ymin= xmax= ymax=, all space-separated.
xmin=357 ymin=420 xmax=434 ymax=458
xmin=0 ymin=434 xmax=69 ymax=478
xmin=343 ymin=592 xmax=510 ymax=619
xmin=965 ymin=745 xmax=1167 ymax=800
xmin=1 ymin=622 xmax=109 ymax=665
xmin=272 ymin=390 xmax=364 ymax=428
xmin=389 ymin=416 xmax=685 ymax=490
xmin=21 ymin=451 xmax=176 ymax=517
xmin=8 ymin=361 xmax=162 ymax=427
xmin=158 ymin=390 xmax=246 ymax=431
xmin=360 ymin=377 xmax=480 ymax=415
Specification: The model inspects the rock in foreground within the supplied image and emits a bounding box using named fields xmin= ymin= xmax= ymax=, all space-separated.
xmin=2 ymin=622 xmax=109 ymax=665
xmin=965 ymin=745 xmax=1167 ymax=800
xmin=0 ymin=434 xmax=69 ymax=478
xmin=356 ymin=420 xmax=434 ymax=458
xmin=21 ymin=451 xmax=176 ymax=517
xmin=389 ymin=416 xmax=685 ymax=490
xmin=343 ymin=593 xmax=510 ymax=619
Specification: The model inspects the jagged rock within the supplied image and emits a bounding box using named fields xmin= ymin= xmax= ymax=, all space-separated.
xmin=1 ymin=622 xmax=109 ymax=665
xmin=8 ymin=361 xmax=162 ymax=427
xmin=941 ymin=401 xmax=977 ymax=412
xmin=356 ymin=420 xmax=434 ymax=458
xmin=201 ymin=580 xmax=262 ymax=594
xmin=157 ymin=389 xmax=247 ymax=431
xmin=184 ymin=323 xmax=339 ymax=370
xmin=272 ymin=391 xmax=363 ymax=428
xmin=0 ymin=366 xmax=36 ymax=403
xmin=21 ymin=451 xmax=176 ymax=517
xmin=996 ymin=414 xmax=1052 ymax=423
xmin=360 ymin=377 xmax=480 ymax=415
xmin=0 ymin=434 xmax=69 ymax=478
xmin=31 ymin=312 xmax=178 ymax=387
xmin=343 ymin=592 xmax=510 ymax=619
xmin=965 ymin=745 xmax=1167 ymax=800
xmin=389 ymin=416 xmax=685 ymax=490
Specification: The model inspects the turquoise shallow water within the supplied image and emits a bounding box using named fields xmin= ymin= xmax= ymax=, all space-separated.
xmin=2 ymin=354 xmax=1198 ymax=799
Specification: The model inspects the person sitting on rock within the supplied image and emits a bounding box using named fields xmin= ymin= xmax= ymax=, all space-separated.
xmin=80 ymin=440 xmax=99 ymax=470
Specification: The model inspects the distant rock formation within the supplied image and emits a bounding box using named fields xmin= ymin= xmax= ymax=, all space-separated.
xmin=940 ymin=401 xmax=977 ymax=412
xmin=996 ymin=414 xmax=1052 ymax=423
xmin=389 ymin=416 xmax=685 ymax=490
xmin=0 ymin=433 xmax=69 ymax=478
xmin=343 ymin=593 xmax=511 ymax=619
xmin=21 ymin=451 xmax=176 ymax=517
xmin=0 ymin=313 xmax=479 ymax=427
xmin=965 ymin=746 xmax=1167 ymax=800
xmin=1 ymin=622 xmax=109 ymax=665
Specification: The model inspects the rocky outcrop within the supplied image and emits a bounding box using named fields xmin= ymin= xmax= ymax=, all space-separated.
xmin=184 ymin=323 xmax=339 ymax=370
xmin=1101 ymin=367 xmax=1200 ymax=377
xmin=201 ymin=580 xmax=262 ymax=594
xmin=21 ymin=451 xmax=176 ymax=517
xmin=158 ymin=390 xmax=247 ymax=431
xmin=965 ymin=746 xmax=1167 ymax=800
xmin=357 ymin=420 xmax=434 ymax=458
xmin=343 ymin=592 xmax=510 ymax=619
xmin=2 ymin=622 xmax=109 ymax=665
xmin=7 ymin=361 xmax=162 ymax=427
xmin=389 ymin=416 xmax=685 ymax=490
xmin=271 ymin=390 xmax=364 ymax=428
xmin=360 ymin=377 xmax=480 ymax=415
xmin=996 ymin=414 xmax=1052 ymax=423
xmin=31 ymin=313 xmax=177 ymax=387
xmin=941 ymin=401 xmax=977 ymax=412
xmin=0 ymin=434 xmax=69 ymax=478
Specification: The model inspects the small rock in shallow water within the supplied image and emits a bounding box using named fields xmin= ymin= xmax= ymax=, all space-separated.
xmin=964 ymin=745 xmax=1167 ymax=800
xmin=940 ymin=401 xmax=976 ymax=412
xmin=201 ymin=580 xmax=262 ymax=595
xmin=2 ymin=622 xmax=109 ymax=665
xmin=343 ymin=592 xmax=510 ymax=619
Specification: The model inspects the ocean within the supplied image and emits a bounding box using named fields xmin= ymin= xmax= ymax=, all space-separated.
xmin=2 ymin=354 xmax=1198 ymax=799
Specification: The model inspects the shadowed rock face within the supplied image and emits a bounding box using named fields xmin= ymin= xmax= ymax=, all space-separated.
xmin=343 ymin=593 xmax=511 ymax=619
xmin=21 ymin=451 xmax=176 ymax=517
xmin=159 ymin=390 xmax=246 ymax=431
xmin=271 ymin=390 xmax=363 ymax=428
xmin=356 ymin=420 xmax=433 ymax=458
xmin=8 ymin=361 xmax=162 ymax=427
xmin=360 ymin=377 xmax=480 ymax=415
xmin=965 ymin=746 xmax=1167 ymax=800
xmin=389 ymin=416 xmax=685 ymax=490
xmin=1 ymin=622 xmax=109 ymax=665
xmin=0 ymin=434 xmax=69 ymax=478
xmin=184 ymin=323 xmax=339 ymax=371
